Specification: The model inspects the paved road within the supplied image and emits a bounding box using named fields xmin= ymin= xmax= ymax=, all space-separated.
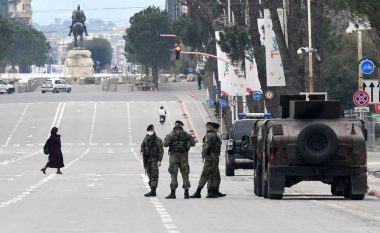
xmin=0 ymin=83 xmax=380 ymax=233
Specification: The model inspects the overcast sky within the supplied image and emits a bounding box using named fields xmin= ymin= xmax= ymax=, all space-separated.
xmin=32 ymin=0 xmax=166 ymax=25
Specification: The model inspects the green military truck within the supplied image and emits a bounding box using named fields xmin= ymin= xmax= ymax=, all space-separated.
xmin=253 ymin=95 xmax=368 ymax=200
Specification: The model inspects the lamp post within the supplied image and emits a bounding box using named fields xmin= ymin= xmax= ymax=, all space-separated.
xmin=307 ymin=0 xmax=314 ymax=92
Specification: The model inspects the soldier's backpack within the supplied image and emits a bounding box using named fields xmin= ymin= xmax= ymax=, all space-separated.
xmin=170 ymin=130 xmax=190 ymax=153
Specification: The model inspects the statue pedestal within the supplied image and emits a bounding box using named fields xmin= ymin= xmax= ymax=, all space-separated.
xmin=64 ymin=48 xmax=94 ymax=84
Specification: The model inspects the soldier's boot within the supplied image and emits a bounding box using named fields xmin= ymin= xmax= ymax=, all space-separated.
xmin=215 ymin=189 xmax=226 ymax=197
xmin=165 ymin=189 xmax=176 ymax=199
xmin=190 ymin=187 xmax=202 ymax=198
xmin=206 ymin=188 xmax=217 ymax=198
xmin=144 ymin=187 xmax=156 ymax=197
xmin=184 ymin=189 xmax=189 ymax=199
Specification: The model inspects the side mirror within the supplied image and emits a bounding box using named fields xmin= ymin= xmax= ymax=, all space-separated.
xmin=363 ymin=129 xmax=368 ymax=141
xmin=221 ymin=134 xmax=229 ymax=140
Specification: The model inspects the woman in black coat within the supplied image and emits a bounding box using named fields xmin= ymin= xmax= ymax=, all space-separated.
xmin=41 ymin=127 xmax=65 ymax=174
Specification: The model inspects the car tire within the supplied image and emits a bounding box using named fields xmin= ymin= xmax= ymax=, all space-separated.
xmin=254 ymin=162 xmax=263 ymax=197
xmin=7 ymin=89 xmax=13 ymax=94
xmin=41 ymin=91 xmax=46 ymax=94
xmin=53 ymin=88 xmax=58 ymax=93
xmin=225 ymin=153 xmax=235 ymax=176
xmin=67 ymin=88 xmax=71 ymax=93
xmin=297 ymin=123 xmax=337 ymax=164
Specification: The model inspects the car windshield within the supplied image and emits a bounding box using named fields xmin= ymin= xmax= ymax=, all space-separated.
xmin=0 ymin=80 xmax=7 ymax=85
xmin=234 ymin=121 xmax=253 ymax=139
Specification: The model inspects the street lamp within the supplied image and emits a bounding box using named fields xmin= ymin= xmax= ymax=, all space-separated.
xmin=346 ymin=19 xmax=371 ymax=91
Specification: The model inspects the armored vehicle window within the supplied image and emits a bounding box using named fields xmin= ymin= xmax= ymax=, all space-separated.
xmin=233 ymin=121 xmax=254 ymax=139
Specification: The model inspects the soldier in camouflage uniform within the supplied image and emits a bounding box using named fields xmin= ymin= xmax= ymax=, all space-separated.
xmin=163 ymin=120 xmax=196 ymax=199
xmin=190 ymin=122 xmax=225 ymax=198
xmin=140 ymin=124 xmax=164 ymax=197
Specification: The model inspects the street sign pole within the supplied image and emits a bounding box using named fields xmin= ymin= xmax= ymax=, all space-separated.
xmin=220 ymin=100 xmax=223 ymax=134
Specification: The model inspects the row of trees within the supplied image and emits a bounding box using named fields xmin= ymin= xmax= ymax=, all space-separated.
xmin=0 ymin=17 xmax=50 ymax=73
xmin=125 ymin=1 xmax=380 ymax=119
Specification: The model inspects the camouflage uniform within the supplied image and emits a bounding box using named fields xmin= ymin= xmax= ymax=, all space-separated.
xmin=197 ymin=129 xmax=222 ymax=189
xmin=141 ymin=134 xmax=164 ymax=189
xmin=164 ymin=126 xmax=195 ymax=190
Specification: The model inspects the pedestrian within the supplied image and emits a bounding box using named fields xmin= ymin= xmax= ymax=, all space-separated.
xmin=190 ymin=122 xmax=225 ymax=198
xmin=197 ymin=72 xmax=202 ymax=90
xmin=141 ymin=124 xmax=164 ymax=197
xmin=41 ymin=127 xmax=64 ymax=174
xmin=163 ymin=120 xmax=196 ymax=199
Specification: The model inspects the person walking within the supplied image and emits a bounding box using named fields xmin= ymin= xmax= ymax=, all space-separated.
xmin=163 ymin=120 xmax=196 ymax=199
xmin=190 ymin=122 xmax=225 ymax=198
xmin=197 ymin=72 xmax=202 ymax=90
xmin=41 ymin=127 xmax=64 ymax=174
xmin=141 ymin=124 xmax=164 ymax=197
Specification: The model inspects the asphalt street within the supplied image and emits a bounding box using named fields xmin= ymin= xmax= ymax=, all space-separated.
xmin=0 ymin=82 xmax=380 ymax=233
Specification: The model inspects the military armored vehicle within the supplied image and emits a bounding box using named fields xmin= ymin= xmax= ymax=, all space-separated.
xmin=253 ymin=95 xmax=367 ymax=200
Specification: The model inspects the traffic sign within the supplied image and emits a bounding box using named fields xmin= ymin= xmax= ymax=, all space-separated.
xmin=229 ymin=99 xmax=237 ymax=106
xmin=187 ymin=67 xmax=193 ymax=73
xmin=353 ymin=90 xmax=370 ymax=107
xmin=265 ymin=91 xmax=274 ymax=100
xmin=354 ymin=107 xmax=369 ymax=113
xmin=363 ymin=79 xmax=379 ymax=103
xmin=220 ymin=99 xmax=228 ymax=108
xmin=207 ymin=99 xmax=215 ymax=106
xmin=252 ymin=91 xmax=263 ymax=101
xmin=359 ymin=58 xmax=376 ymax=75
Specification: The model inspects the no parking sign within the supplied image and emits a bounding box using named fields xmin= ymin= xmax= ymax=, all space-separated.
xmin=353 ymin=90 xmax=370 ymax=107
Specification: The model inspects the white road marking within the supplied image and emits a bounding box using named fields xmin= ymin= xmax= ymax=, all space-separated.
xmin=89 ymin=102 xmax=97 ymax=144
xmin=55 ymin=102 xmax=66 ymax=128
xmin=49 ymin=102 xmax=63 ymax=131
xmin=368 ymin=162 xmax=380 ymax=165
xmin=3 ymin=104 xmax=30 ymax=147
xmin=132 ymin=148 xmax=181 ymax=233
xmin=126 ymin=103 xmax=134 ymax=146
xmin=0 ymin=148 xmax=90 ymax=209
xmin=0 ymin=151 xmax=40 ymax=166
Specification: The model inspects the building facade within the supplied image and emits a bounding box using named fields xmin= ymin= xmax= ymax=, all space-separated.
xmin=8 ymin=0 xmax=32 ymax=24
xmin=165 ymin=0 xmax=188 ymax=19
xmin=0 ymin=0 xmax=8 ymax=18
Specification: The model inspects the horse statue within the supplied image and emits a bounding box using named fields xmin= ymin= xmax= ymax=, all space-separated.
xmin=73 ymin=22 xmax=84 ymax=48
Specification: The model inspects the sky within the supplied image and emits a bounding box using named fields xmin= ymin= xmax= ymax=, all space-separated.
xmin=32 ymin=0 xmax=166 ymax=25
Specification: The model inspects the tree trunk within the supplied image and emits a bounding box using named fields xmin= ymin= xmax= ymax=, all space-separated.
xmin=152 ymin=65 xmax=159 ymax=90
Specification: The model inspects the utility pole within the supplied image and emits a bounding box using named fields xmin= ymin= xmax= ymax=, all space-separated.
xmin=358 ymin=30 xmax=363 ymax=91
xmin=307 ymin=0 xmax=314 ymax=92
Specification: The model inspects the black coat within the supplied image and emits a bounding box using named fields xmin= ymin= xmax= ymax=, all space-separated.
xmin=46 ymin=134 xmax=64 ymax=168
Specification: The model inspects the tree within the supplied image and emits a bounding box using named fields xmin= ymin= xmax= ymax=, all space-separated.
xmin=68 ymin=38 xmax=113 ymax=70
xmin=125 ymin=6 xmax=174 ymax=89
xmin=5 ymin=24 xmax=50 ymax=73
xmin=0 ymin=16 xmax=13 ymax=71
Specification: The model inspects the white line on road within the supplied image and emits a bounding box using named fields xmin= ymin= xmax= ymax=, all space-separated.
xmin=0 ymin=151 xmax=40 ymax=166
xmin=49 ymin=102 xmax=62 ymax=131
xmin=55 ymin=102 xmax=66 ymax=128
xmin=132 ymin=148 xmax=181 ymax=233
xmin=0 ymin=148 xmax=90 ymax=209
xmin=3 ymin=103 xmax=30 ymax=147
xmin=89 ymin=102 xmax=97 ymax=144
xmin=126 ymin=103 xmax=134 ymax=146
xmin=368 ymin=162 xmax=380 ymax=165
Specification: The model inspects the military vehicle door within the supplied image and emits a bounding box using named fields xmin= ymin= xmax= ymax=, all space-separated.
xmin=232 ymin=120 xmax=254 ymax=157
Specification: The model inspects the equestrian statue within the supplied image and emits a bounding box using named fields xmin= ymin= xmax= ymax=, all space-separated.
xmin=68 ymin=5 xmax=89 ymax=48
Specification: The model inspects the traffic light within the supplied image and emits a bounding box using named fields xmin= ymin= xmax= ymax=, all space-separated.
xmin=175 ymin=44 xmax=181 ymax=60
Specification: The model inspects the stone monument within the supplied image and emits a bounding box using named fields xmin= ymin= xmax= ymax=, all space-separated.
xmin=64 ymin=5 xmax=93 ymax=84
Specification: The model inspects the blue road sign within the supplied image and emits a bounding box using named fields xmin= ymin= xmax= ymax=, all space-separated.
xmin=187 ymin=67 xmax=193 ymax=73
xmin=207 ymin=99 xmax=215 ymax=106
xmin=252 ymin=91 xmax=263 ymax=101
xmin=360 ymin=59 xmax=376 ymax=75
xmin=220 ymin=99 xmax=228 ymax=108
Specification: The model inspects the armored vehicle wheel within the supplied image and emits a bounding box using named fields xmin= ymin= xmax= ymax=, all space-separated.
xmin=350 ymin=194 xmax=365 ymax=200
xmin=268 ymin=193 xmax=283 ymax=200
xmin=331 ymin=183 xmax=344 ymax=196
xmin=225 ymin=153 xmax=235 ymax=176
xmin=254 ymin=162 xmax=263 ymax=197
xmin=297 ymin=124 xmax=337 ymax=164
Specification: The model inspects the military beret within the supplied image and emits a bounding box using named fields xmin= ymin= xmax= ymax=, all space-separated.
xmin=206 ymin=122 xmax=220 ymax=129
xmin=147 ymin=124 xmax=154 ymax=131
xmin=175 ymin=120 xmax=184 ymax=126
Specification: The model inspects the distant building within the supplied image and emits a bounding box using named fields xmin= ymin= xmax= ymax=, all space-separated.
xmin=0 ymin=0 xmax=8 ymax=18
xmin=8 ymin=0 xmax=32 ymax=25
xmin=165 ymin=0 xmax=188 ymax=19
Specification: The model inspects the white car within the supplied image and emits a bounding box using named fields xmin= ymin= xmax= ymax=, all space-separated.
xmin=41 ymin=79 xmax=71 ymax=94
xmin=0 ymin=79 xmax=15 ymax=94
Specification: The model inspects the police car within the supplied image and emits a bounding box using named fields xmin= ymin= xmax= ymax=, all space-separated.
xmin=41 ymin=79 xmax=71 ymax=94
xmin=0 ymin=79 xmax=15 ymax=94
xmin=221 ymin=113 xmax=272 ymax=176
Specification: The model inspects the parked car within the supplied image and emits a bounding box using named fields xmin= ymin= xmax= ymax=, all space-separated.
xmin=0 ymin=79 xmax=15 ymax=94
xmin=41 ymin=79 xmax=71 ymax=94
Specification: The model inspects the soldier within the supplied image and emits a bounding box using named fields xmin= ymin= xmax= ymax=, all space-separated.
xmin=140 ymin=124 xmax=164 ymax=197
xmin=190 ymin=122 xmax=225 ymax=198
xmin=68 ymin=5 xmax=89 ymax=36
xmin=163 ymin=120 xmax=196 ymax=199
